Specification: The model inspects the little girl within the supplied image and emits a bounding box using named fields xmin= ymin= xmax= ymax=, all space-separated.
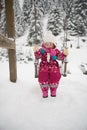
xmin=34 ymin=32 xmax=68 ymax=98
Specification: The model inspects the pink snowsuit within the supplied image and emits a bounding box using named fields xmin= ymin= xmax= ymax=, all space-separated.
xmin=34 ymin=44 xmax=66 ymax=97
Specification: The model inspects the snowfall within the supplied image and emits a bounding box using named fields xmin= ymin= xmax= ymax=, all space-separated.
xmin=0 ymin=13 xmax=87 ymax=130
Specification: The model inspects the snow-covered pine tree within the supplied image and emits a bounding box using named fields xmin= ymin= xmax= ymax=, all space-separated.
xmin=58 ymin=0 xmax=73 ymax=75
xmin=43 ymin=0 xmax=48 ymax=14
xmin=0 ymin=0 xmax=2 ymax=16
xmin=27 ymin=2 xmax=43 ymax=46
xmin=62 ymin=0 xmax=74 ymax=29
xmin=47 ymin=5 xmax=62 ymax=36
xmin=14 ymin=0 xmax=24 ymax=37
xmin=70 ymin=0 xmax=87 ymax=36
xmin=54 ymin=0 xmax=62 ymax=5
xmin=46 ymin=0 xmax=52 ymax=14
xmin=61 ymin=0 xmax=74 ymax=47
xmin=44 ymin=0 xmax=61 ymax=13
xmin=0 ymin=0 xmax=8 ymax=61
xmin=22 ymin=0 xmax=32 ymax=31
xmin=35 ymin=0 xmax=44 ymax=16
xmin=0 ymin=0 xmax=6 ymax=36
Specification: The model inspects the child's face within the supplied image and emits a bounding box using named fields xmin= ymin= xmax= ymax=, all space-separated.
xmin=44 ymin=42 xmax=54 ymax=48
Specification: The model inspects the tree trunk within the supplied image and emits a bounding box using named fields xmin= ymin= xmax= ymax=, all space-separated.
xmin=0 ymin=0 xmax=2 ymax=16
xmin=63 ymin=16 xmax=68 ymax=76
xmin=34 ymin=2 xmax=37 ymax=44
xmin=5 ymin=0 xmax=17 ymax=82
xmin=77 ymin=32 xmax=80 ymax=49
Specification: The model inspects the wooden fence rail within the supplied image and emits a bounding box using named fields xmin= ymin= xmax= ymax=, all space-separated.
xmin=0 ymin=34 xmax=15 ymax=49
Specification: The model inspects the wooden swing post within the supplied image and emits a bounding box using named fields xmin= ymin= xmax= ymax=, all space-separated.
xmin=63 ymin=58 xmax=68 ymax=77
xmin=5 ymin=0 xmax=17 ymax=82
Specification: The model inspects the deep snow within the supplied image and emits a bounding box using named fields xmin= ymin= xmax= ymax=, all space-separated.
xmin=0 ymin=34 xmax=87 ymax=130
xmin=0 ymin=3 xmax=87 ymax=129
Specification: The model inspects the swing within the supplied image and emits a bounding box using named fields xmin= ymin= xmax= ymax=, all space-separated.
xmin=34 ymin=57 xmax=68 ymax=78
xmin=34 ymin=58 xmax=39 ymax=78
xmin=34 ymin=45 xmax=69 ymax=78
xmin=61 ymin=58 xmax=68 ymax=76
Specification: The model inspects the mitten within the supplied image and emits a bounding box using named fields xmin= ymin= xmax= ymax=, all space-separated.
xmin=33 ymin=45 xmax=39 ymax=52
xmin=64 ymin=47 xmax=69 ymax=56
xmin=40 ymin=49 xmax=45 ymax=54
xmin=52 ymin=55 xmax=57 ymax=60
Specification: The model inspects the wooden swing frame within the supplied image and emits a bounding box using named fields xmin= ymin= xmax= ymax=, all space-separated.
xmin=0 ymin=0 xmax=17 ymax=82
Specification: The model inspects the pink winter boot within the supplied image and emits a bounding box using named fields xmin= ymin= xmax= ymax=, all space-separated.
xmin=50 ymin=87 xmax=57 ymax=97
xmin=41 ymin=87 xmax=48 ymax=98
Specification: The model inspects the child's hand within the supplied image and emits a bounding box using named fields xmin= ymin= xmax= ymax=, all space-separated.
xmin=33 ymin=45 xmax=39 ymax=52
xmin=64 ymin=47 xmax=69 ymax=56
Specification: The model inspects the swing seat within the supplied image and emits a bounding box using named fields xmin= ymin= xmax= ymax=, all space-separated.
xmin=34 ymin=58 xmax=68 ymax=78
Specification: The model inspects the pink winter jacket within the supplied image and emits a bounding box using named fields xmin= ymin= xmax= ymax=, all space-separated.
xmin=34 ymin=45 xmax=66 ymax=85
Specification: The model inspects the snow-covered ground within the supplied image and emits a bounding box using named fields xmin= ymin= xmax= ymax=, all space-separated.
xmin=0 ymin=34 xmax=87 ymax=130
